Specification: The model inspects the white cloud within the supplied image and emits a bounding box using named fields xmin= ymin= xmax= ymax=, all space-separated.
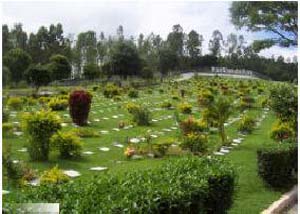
xmin=1 ymin=1 xmax=297 ymax=58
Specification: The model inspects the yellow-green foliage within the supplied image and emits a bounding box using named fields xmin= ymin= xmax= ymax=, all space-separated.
xmin=2 ymin=123 xmax=14 ymax=137
xmin=70 ymin=128 xmax=100 ymax=138
xmin=126 ymin=102 xmax=140 ymax=114
xmin=238 ymin=115 xmax=256 ymax=133
xmin=40 ymin=165 xmax=70 ymax=185
xmin=48 ymin=97 xmax=68 ymax=111
xmin=38 ymin=96 xmax=51 ymax=104
xmin=50 ymin=131 xmax=82 ymax=158
xmin=180 ymin=116 xmax=207 ymax=135
xmin=103 ymin=83 xmax=122 ymax=98
xmin=7 ymin=97 xmax=23 ymax=110
xmin=270 ymin=121 xmax=294 ymax=142
xmin=198 ymin=90 xmax=214 ymax=107
xmin=178 ymin=102 xmax=192 ymax=114
xmin=180 ymin=132 xmax=208 ymax=154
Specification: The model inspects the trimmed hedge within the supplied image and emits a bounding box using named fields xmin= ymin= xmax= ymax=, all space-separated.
xmin=10 ymin=156 xmax=236 ymax=213
xmin=257 ymin=143 xmax=297 ymax=188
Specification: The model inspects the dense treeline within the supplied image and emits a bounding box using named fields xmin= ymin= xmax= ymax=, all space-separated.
xmin=2 ymin=22 xmax=297 ymax=88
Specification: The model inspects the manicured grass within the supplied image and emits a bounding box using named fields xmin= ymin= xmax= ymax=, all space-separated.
xmin=227 ymin=112 xmax=285 ymax=213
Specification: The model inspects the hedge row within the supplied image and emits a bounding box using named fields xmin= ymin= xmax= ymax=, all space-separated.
xmin=8 ymin=156 xmax=237 ymax=213
xmin=257 ymin=143 xmax=297 ymax=188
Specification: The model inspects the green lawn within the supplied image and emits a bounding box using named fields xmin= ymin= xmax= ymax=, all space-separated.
xmin=3 ymin=77 xmax=293 ymax=212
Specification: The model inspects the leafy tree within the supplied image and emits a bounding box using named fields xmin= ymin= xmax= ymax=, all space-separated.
xmin=167 ymin=24 xmax=184 ymax=56
xmin=117 ymin=25 xmax=124 ymax=41
xmin=2 ymin=25 xmax=13 ymax=56
xmin=187 ymin=30 xmax=202 ymax=58
xmin=108 ymin=40 xmax=142 ymax=79
xmin=158 ymin=47 xmax=178 ymax=79
xmin=209 ymin=30 xmax=223 ymax=56
xmin=83 ymin=63 xmax=100 ymax=80
xmin=230 ymin=1 xmax=298 ymax=51
xmin=3 ymin=66 xmax=11 ymax=87
xmin=48 ymin=54 xmax=71 ymax=81
xmin=26 ymin=64 xmax=51 ymax=93
xmin=10 ymin=23 xmax=28 ymax=50
xmin=3 ymin=48 xmax=32 ymax=83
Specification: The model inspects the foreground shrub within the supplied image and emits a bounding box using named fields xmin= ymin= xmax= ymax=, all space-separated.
xmin=48 ymin=98 xmax=68 ymax=111
xmin=237 ymin=115 xmax=256 ymax=134
xmin=23 ymin=110 xmax=61 ymax=161
xmin=270 ymin=121 xmax=294 ymax=142
xmin=180 ymin=133 xmax=208 ymax=154
xmin=69 ymin=90 xmax=92 ymax=126
xmin=257 ymin=143 xmax=297 ymax=188
xmin=40 ymin=166 xmax=70 ymax=185
xmin=15 ymin=156 xmax=236 ymax=213
xmin=128 ymin=89 xmax=139 ymax=98
xmin=180 ymin=116 xmax=207 ymax=135
xmin=103 ymin=83 xmax=121 ymax=98
xmin=7 ymin=97 xmax=23 ymax=110
xmin=129 ymin=106 xmax=151 ymax=126
xmin=178 ymin=102 xmax=192 ymax=114
xmin=50 ymin=131 xmax=82 ymax=159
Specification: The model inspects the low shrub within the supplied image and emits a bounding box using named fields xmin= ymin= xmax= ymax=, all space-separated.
xmin=128 ymin=89 xmax=139 ymax=98
xmin=38 ymin=96 xmax=51 ymax=104
xmin=153 ymin=141 xmax=172 ymax=157
xmin=40 ymin=166 xmax=70 ymax=185
xmin=160 ymin=101 xmax=172 ymax=109
xmin=50 ymin=131 xmax=82 ymax=159
xmin=178 ymin=102 xmax=192 ymax=114
xmin=70 ymin=128 xmax=100 ymax=138
xmin=2 ymin=123 xmax=14 ymax=137
xmin=69 ymin=90 xmax=92 ymax=126
xmin=198 ymin=90 xmax=214 ymax=108
xmin=240 ymin=96 xmax=255 ymax=110
xmin=23 ymin=97 xmax=38 ymax=106
xmin=7 ymin=97 xmax=23 ymax=110
xmin=48 ymin=98 xmax=68 ymax=111
xmin=23 ymin=110 xmax=61 ymax=161
xmin=129 ymin=106 xmax=151 ymax=126
xmin=17 ymin=156 xmax=236 ymax=213
xmin=126 ymin=102 xmax=140 ymax=114
xmin=103 ymin=83 xmax=121 ymax=98
xmin=270 ymin=121 xmax=294 ymax=142
xmin=238 ymin=115 xmax=256 ymax=134
xmin=257 ymin=143 xmax=297 ymax=188
xmin=180 ymin=116 xmax=207 ymax=135
xmin=180 ymin=133 xmax=208 ymax=154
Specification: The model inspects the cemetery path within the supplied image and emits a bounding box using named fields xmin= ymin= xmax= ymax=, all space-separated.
xmin=227 ymin=112 xmax=285 ymax=214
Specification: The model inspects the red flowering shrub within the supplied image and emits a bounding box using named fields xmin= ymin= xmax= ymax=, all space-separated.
xmin=69 ymin=90 xmax=92 ymax=126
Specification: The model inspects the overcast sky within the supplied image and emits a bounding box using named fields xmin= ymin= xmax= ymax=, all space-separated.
xmin=1 ymin=1 xmax=297 ymax=59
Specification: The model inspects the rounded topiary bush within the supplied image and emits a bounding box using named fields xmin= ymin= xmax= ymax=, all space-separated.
xmin=69 ymin=90 xmax=92 ymax=126
xmin=23 ymin=110 xmax=61 ymax=161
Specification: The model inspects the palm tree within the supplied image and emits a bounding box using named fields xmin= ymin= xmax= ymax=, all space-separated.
xmin=207 ymin=97 xmax=232 ymax=145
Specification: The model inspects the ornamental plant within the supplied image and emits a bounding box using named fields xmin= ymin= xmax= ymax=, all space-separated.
xmin=103 ymin=83 xmax=121 ymax=98
xmin=23 ymin=110 xmax=61 ymax=161
xmin=7 ymin=97 xmax=23 ymax=110
xmin=48 ymin=97 xmax=68 ymax=111
xmin=50 ymin=131 xmax=82 ymax=159
xmin=128 ymin=89 xmax=139 ymax=98
xmin=69 ymin=90 xmax=92 ymax=126
xmin=129 ymin=106 xmax=151 ymax=126
xmin=180 ymin=132 xmax=208 ymax=154
xmin=198 ymin=90 xmax=214 ymax=108
xmin=238 ymin=115 xmax=256 ymax=134
xmin=180 ymin=116 xmax=207 ymax=136
xmin=270 ymin=121 xmax=294 ymax=143
xmin=40 ymin=165 xmax=70 ymax=185
xmin=177 ymin=102 xmax=192 ymax=114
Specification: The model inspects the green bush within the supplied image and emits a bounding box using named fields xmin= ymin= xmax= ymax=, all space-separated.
xmin=70 ymin=128 xmax=100 ymax=138
xmin=179 ymin=116 xmax=207 ymax=135
xmin=23 ymin=110 xmax=61 ymax=161
xmin=240 ymin=96 xmax=255 ymax=110
xmin=3 ymin=110 xmax=9 ymax=122
xmin=2 ymin=123 xmax=14 ymax=137
xmin=130 ymin=106 xmax=151 ymax=126
xmin=103 ymin=83 xmax=121 ymax=98
xmin=257 ymin=143 xmax=297 ymax=188
xmin=50 ymin=131 xmax=82 ymax=159
xmin=48 ymin=98 xmax=68 ymax=111
xmin=178 ymin=102 xmax=192 ymax=114
xmin=153 ymin=141 xmax=172 ymax=157
xmin=270 ymin=121 xmax=294 ymax=142
xmin=40 ymin=166 xmax=70 ymax=185
xmin=16 ymin=156 xmax=236 ymax=213
xmin=237 ymin=115 xmax=256 ymax=134
xmin=180 ymin=133 xmax=208 ymax=154
xmin=160 ymin=101 xmax=172 ymax=109
xmin=125 ymin=102 xmax=140 ymax=114
xmin=7 ymin=97 xmax=23 ymax=110
xmin=128 ymin=89 xmax=139 ymax=98
xmin=198 ymin=90 xmax=214 ymax=108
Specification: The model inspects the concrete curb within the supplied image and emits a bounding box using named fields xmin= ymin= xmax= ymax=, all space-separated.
xmin=261 ymin=185 xmax=298 ymax=214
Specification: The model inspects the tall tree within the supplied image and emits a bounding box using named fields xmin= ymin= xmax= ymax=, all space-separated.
xmin=10 ymin=23 xmax=28 ymax=50
xmin=167 ymin=24 xmax=184 ymax=56
xmin=26 ymin=64 xmax=51 ymax=93
xmin=230 ymin=2 xmax=298 ymax=51
xmin=2 ymin=25 xmax=13 ymax=56
xmin=186 ymin=30 xmax=202 ymax=58
xmin=48 ymin=54 xmax=72 ymax=81
xmin=3 ymin=48 xmax=32 ymax=83
xmin=209 ymin=30 xmax=223 ymax=56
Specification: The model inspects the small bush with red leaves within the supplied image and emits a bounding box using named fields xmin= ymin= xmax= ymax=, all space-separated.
xmin=69 ymin=90 xmax=92 ymax=126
